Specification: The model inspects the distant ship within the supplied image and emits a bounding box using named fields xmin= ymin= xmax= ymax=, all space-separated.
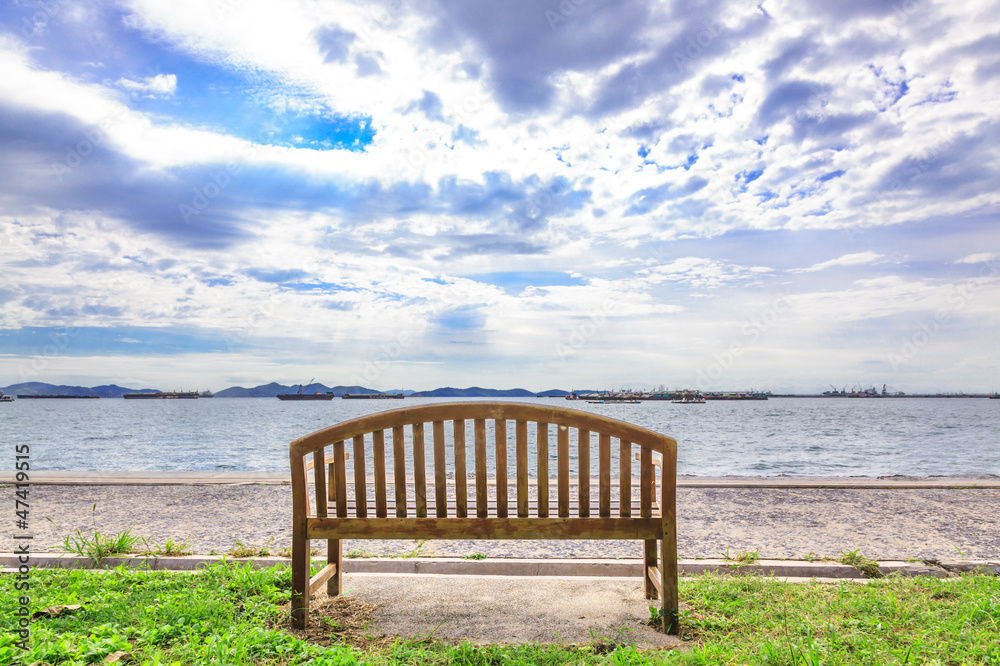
xmin=16 ymin=394 xmax=99 ymax=399
xmin=342 ymin=393 xmax=404 ymax=399
xmin=123 ymin=391 xmax=199 ymax=399
xmin=200 ymin=390 xmax=214 ymax=398
xmin=703 ymin=391 xmax=768 ymax=401
xmin=0 ymin=390 xmax=14 ymax=402
xmin=277 ymin=380 xmax=335 ymax=401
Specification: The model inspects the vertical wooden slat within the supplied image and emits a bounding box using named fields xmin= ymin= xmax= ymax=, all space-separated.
xmin=327 ymin=462 xmax=335 ymax=509
xmin=392 ymin=425 xmax=407 ymax=517
xmin=373 ymin=430 xmax=387 ymax=518
xmin=537 ymin=423 xmax=549 ymax=518
xmin=314 ymin=447 xmax=328 ymax=518
xmin=640 ymin=447 xmax=652 ymax=518
xmin=641 ymin=444 xmax=655 ymax=600
xmin=495 ymin=419 xmax=508 ymax=518
xmin=290 ymin=453 xmax=310 ymax=627
xmin=557 ymin=425 xmax=569 ymax=518
xmin=433 ymin=421 xmax=447 ymax=517
xmin=333 ymin=441 xmax=347 ymax=518
xmin=619 ymin=439 xmax=631 ymax=518
xmin=515 ymin=420 xmax=528 ymax=518
xmin=578 ymin=429 xmax=590 ymax=517
xmin=599 ymin=434 xmax=611 ymax=518
xmin=413 ymin=423 xmax=427 ymax=518
xmin=661 ymin=440 xmax=679 ymax=635
xmin=454 ymin=420 xmax=468 ymax=518
xmin=474 ymin=419 xmax=488 ymax=518
xmin=352 ymin=435 xmax=367 ymax=518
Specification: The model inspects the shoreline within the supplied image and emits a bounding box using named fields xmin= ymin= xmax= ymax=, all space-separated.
xmin=4 ymin=470 xmax=999 ymax=488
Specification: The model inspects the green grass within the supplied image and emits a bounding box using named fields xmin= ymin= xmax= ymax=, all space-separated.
xmin=2 ymin=566 xmax=998 ymax=665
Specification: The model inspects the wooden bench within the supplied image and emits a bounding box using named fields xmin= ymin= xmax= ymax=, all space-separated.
xmin=289 ymin=401 xmax=679 ymax=633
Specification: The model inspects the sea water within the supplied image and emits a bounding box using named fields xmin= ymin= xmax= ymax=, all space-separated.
xmin=2 ymin=397 xmax=998 ymax=477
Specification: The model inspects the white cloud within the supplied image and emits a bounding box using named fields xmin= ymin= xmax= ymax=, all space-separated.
xmin=115 ymin=73 xmax=177 ymax=97
xmin=795 ymin=252 xmax=885 ymax=273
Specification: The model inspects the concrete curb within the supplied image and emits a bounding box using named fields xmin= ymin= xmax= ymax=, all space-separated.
xmin=4 ymin=554 xmax=997 ymax=578
xmin=4 ymin=471 xmax=1000 ymax=487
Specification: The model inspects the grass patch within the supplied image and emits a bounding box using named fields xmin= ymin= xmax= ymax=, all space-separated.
xmin=839 ymin=549 xmax=884 ymax=579
xmin=2 ymin=566 xmax=998 ymax=665
xmin=460 ymin=552 xmax=487 ymax=560
xmin=59 ymin=529 xmax=146 ymax=565
xmin=227 ymin=538 xmax=275 ymax=558
xmin=719 ymin=545 xmax=761 ymax=566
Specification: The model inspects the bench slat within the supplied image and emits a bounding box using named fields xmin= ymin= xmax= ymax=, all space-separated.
xmin=515 ymin=420 xmax=528 ymax=518
xmin=495 ymin=419 xmax=508 ymax=518
xmin=413 ymin=424 xmax=427 ymax=518
xmin=578 ymin=429 xmax=590 ymax=518
xmin=392 ymin=426 xmax=407 ymax=517
xmin=599 ymin=433 xmax=611 ymax=518
xmin=619 ymin=439 xmax=631 ymax=518
xmin=474 ymin=419 xmax=488 ymax=518
xmin=537 ymin=423 xmax=549 ymax=518
xmin=333 ymin=441 xmax=347 ymax=518
xmin=433 ymin=421 xmax=448 ymax=518
xmin=307 ymin=516 xmax=662 ymax=540
xmin=331 ymin=498 xmax=656 ymax=516
xmin=353 ymin=435 xmax=368 ymax=518
xmin=373 ymin=430 xmax=387 ymax=518
xmin=454 ymin=420 xmax=468 ymax=518
xmin=557 ymin=425 xmax=569 ymax=518
xmin=314 ymin=447 xmax=327 ymax=518
xmin=640 ymin=446 xmax=652 ymax=519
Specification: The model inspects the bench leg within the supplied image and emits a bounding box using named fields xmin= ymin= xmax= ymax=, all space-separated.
xmin=643 ymin=539 xmax=658 ymax=599
xmin=327 ymin=538 xmax=343 ymax=596
xmin=661 ymin=532 xmax=679 ymax=635
xmin=291 ymin=534 xmax=310 ymax=628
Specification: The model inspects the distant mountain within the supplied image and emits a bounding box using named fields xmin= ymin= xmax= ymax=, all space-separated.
xmin=382 ymin=389 xmax=417 ymax=396
xmin=409 ymin=386 xmax=537 ymax=398
xmin=2 ymin=382 xmax=99 ymax=397
xmin=92 ymin=384 xmax=158 ymax=398
xmin=215 ymin=382 xmax=297 ymax=398
xmin=214 ymin=383 xmax=385 ymax=397
xmin=0 ymin=382 xmax=162 ymax=397
xmin=535 ymin=389 xmax=571 ymax=397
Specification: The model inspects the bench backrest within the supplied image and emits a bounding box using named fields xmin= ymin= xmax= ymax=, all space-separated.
xmin=289 ymin=401 xmax=677 ymax=523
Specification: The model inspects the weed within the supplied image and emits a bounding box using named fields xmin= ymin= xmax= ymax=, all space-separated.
xmin=227 ymin=538 xmax=274 ymax=558
xmin=61 ymin=529 xmax=147 ymax=565
xmin=839 ymin=549 xmax=884 ymax=578
xmin=400 ymin=539 xmax=428 ymax=559
xmin=143 ymin=537 xmax=193 ymax=556
xmin=345 ymin=549 xmax=373 ymax=559
xmin=460 ymin=552 xmax=487 ymax=560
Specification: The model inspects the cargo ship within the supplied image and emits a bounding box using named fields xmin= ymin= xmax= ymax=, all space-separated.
xmin=703 ymin=391 xmax=768 ymax=401
xmin=0 ymin=390 xmax=13 ymax=402
xmin=342 ymin=393 xmax=404 ymax=399
xmin=277 ymin=380 xmax=335 ymax=401
xmin=123 ymin=391 xmax=199 ymax=399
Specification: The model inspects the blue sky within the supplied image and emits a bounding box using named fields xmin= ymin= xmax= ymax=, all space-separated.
xmin=0 ymin=0 xmax=998 ymax=393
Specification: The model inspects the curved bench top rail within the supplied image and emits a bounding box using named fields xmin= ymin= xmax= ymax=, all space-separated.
xmin=289 ymin=401 xmax=676 ymax=459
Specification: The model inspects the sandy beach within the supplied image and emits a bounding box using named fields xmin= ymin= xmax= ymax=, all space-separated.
xmin=18 ymin=479 xmax=999 ymax=561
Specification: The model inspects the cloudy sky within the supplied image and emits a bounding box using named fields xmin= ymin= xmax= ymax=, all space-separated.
xmin=0 ymin=0 xmax=998 ymax=393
